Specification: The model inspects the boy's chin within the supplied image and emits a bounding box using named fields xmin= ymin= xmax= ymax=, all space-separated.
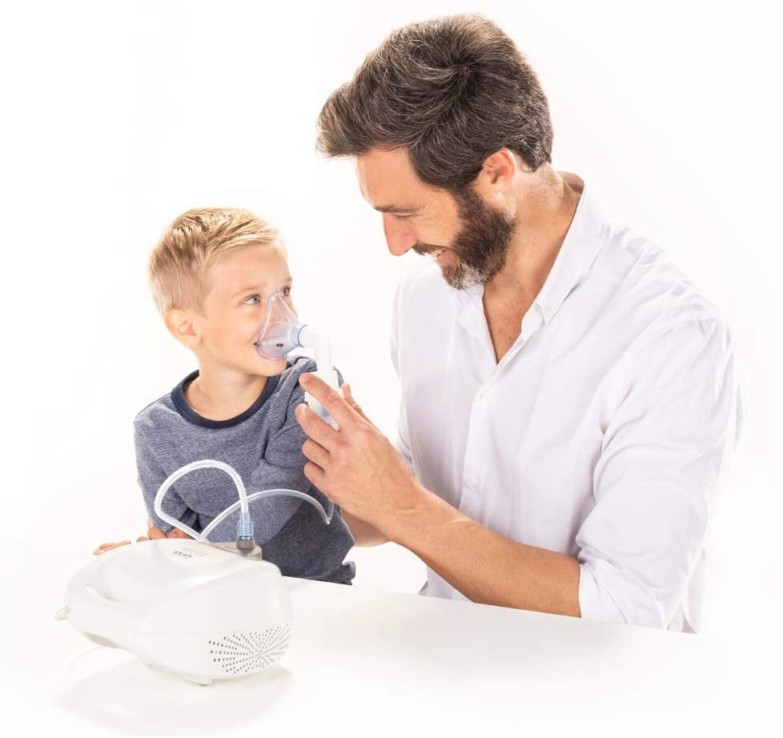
xmin=255 ymin=354 xmax=289 ymax=376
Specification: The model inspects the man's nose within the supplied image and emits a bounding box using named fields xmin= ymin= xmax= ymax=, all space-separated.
xmin=383 ymin=214 xmax=417 ymax=257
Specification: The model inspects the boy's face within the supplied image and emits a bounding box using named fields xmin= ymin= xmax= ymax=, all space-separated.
xmin=189 ymin=242 xmax=296 ymax=376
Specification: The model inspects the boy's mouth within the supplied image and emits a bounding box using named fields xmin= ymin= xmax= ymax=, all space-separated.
xmin=255 ymin=339 xmax=286 ymax=359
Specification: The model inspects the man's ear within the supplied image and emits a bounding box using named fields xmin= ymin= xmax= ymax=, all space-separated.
xmin=164 ymin=308 xmax=200 ymax=349
xmin=475 ymin=148 xmax=528 ymax=201
xmin=481 ymin=148 xmax=522 ymax=186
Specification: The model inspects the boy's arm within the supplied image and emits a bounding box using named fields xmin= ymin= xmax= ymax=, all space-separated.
xmin=198 ymin=410 xmax=312 ymax=544
xmin=134 ymin=424 xmax=200 ymax=534
xmin=233 ymin=419 xmax=311 ymax=543
xmin=209 ymin=364 xmax=347 ymax=544
xmin=94 ymin=425 xmax=197 ymax=556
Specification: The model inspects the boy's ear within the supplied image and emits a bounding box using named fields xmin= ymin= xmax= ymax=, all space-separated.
xmin=164 ymin=308 xmax=200 ymax=349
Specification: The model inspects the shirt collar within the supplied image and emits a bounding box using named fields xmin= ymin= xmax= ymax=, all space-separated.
xmin=171 ymin=369 xmax=281 ymax=429
xmin=452 ymin=174 xmax=608 ymax=335
xmin=532 ymin=175 xmax=607 ymax=325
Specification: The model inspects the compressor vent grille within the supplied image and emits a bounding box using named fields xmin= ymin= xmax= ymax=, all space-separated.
xmin=208 ymin=624 xmax=291 ymax=675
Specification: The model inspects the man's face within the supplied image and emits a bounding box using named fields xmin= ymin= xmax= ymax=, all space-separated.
xmin=356 ymin=148 xmax=515 ymax=288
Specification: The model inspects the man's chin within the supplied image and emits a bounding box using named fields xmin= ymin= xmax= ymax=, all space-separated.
xmin=440 ymin=263 xmax=484 ymax=290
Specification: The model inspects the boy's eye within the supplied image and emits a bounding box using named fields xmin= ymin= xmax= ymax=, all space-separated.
xmin=243 ymin=294 xmax=262 ymax=305
xmin=281 ymin=286 xmax=292 ymax=297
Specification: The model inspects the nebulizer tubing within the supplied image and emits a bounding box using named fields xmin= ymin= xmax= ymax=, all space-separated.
xmin=154 ymin=459 xmax=334 ymax=544
xmin=201 ymin=487 xmax=334 ymax=538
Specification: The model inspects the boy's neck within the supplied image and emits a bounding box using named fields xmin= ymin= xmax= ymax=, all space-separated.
xmin=184 ymin=365 xmax=269 ymax=421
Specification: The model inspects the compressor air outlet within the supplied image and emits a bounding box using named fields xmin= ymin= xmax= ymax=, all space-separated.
xmin=208 ymin=625 xmax=291 ymax=675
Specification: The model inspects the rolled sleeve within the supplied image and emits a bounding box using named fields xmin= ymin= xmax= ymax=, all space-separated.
xmin=575 ymin=316 xmax=741 ymax=629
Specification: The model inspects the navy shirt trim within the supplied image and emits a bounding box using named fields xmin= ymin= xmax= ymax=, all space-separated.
xmin=171 ymin=370 xmax=282 ymax=429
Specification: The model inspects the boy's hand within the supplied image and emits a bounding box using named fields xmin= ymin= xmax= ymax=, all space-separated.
xmin=145 ymin=519 xmax=191 ymax=540
xmin=144 ymin=526 xmax=190 ymax=540
xmin=93 ymin=536 xmax=145 ymax=556
xmin=93 ymin=524 xmax=190 ymax=555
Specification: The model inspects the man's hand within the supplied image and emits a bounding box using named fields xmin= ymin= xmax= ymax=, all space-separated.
xmin=93 ymin=522 xmax=189 ymax=555
xmin=295 ymin=375 xmax=424 ymax=540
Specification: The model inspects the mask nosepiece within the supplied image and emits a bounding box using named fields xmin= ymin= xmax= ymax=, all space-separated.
xmin=255 ymin=291 xmax=305 ymax=359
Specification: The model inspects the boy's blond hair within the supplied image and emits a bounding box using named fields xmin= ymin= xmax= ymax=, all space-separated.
xmin=148 ymin=207 xmax=279 ymax=314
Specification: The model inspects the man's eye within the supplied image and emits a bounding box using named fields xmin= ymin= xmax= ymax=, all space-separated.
xmin=394 ymin=213 xmax=413 ymax=221
xmin=243 ymin=295 xmax=262 ymax=305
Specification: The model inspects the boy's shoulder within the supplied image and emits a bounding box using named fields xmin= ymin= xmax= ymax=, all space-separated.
xmin=271 ymin=356 xmax=318 ymax=405
xmin=282 ymin=354 xmax=318 ymax=379
xmin=133 ymin=388 xmax=179 ymax=436
xmin=278 ymin=355 xmax=344 ymax=392
xmin=266 ymin=356 xmax=346 ymax=425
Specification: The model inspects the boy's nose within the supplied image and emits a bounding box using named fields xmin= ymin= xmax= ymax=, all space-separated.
xmin=382 ymin=214 xmax=417 ymax=257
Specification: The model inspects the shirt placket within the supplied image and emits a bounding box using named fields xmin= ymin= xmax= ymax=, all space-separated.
xmin=458 ymin=303 xmax=546 ymax=522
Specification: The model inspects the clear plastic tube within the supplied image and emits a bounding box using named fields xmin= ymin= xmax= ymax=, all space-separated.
xmin=201 ymin=489 xmax=334 ymax=539
xmin=154 ymin=459 xmax=246 ymax=542
xmin=154 ymin=459 xmax=333 ymax=543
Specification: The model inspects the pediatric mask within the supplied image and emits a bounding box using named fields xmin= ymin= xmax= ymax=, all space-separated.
xmin=254 ymin=290 xmax=340 ymax=428
xmin=255 ymin=291 xmax=305 ymax=359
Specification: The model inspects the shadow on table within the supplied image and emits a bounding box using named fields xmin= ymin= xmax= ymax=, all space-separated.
xmin=52 ymin=647 xmax=293 ymax=736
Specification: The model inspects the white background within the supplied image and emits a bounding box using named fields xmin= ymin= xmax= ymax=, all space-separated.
xmin=1 ymin=0 xmax=781 ymax=733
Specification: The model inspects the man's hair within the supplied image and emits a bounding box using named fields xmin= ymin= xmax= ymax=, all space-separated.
xmin=148 ymin=207 xmax=279 ymax=314
xmin=317 ymin=14 xmax=553 ymax=191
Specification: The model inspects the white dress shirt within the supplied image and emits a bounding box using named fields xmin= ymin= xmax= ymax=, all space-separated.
xmin=390 ymin=174 xmax=741 ymax=631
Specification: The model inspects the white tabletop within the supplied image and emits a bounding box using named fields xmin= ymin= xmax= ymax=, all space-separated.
xmin=4 ymin=561 xmax=776 ymax=738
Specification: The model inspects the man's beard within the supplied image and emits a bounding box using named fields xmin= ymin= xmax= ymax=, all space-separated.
xmin=414 ymin=187 xmax=516 ymax=289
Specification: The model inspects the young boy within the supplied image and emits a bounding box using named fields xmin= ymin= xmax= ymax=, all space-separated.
xmin=96 ymin=207 xmax=355 ymax=584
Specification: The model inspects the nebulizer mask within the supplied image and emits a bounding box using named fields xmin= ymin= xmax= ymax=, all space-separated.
xmin=57 ymin=293 xmax=343 ymax=684
xmin=255 ymin=290 xmax=341 ymax=427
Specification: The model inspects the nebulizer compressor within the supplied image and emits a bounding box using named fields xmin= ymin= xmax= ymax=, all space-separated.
xmin=57 ymin=292 xmax=340 ymax=685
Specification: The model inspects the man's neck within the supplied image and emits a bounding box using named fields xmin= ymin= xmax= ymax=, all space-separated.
xmin=185 ymin=364 xmax=269 ymax=421
xmin=485 ymin=170 xmax=582 ymax=304
xmin=480 ymin=171 xmax=582 ymax=363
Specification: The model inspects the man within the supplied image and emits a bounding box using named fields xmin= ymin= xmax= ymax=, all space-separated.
xmin=295 ymin=14 xmax=740 ymax=631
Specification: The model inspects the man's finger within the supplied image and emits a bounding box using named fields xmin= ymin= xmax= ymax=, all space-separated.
xmin=147 ymin=526 xmax=167 ymax=539
xmin=295 ymin=402 xmax=340 ymax=449
xmin=302 ymin=438 xmax=330 ymax=469
xmin=169 ymin=528 xmax=189 ymax=538
xmin=303 ymin=461 xmax=328 ymax=492
xmin=299 ymin=373 xmax=357 ymax=427
xmin=342 ymin=383 xmax=374 ymax=426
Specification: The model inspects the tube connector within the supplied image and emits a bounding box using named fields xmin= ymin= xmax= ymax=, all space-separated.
xmin=236 ymin=511 xmax=255 ymax=552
